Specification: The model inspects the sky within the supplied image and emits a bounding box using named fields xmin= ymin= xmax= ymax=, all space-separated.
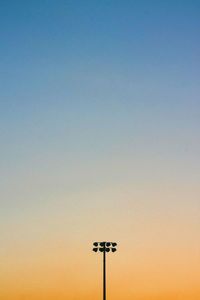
xmin=0 ymin=0 xmax=200 ymax=299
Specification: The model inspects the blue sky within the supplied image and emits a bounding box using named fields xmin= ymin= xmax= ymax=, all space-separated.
xmin=1 ymin=0 xmax=200 ymax=211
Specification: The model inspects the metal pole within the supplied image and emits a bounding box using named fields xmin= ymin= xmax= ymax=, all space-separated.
xmin=103 ymin=250 xmax=106 ymax=300
xmin=92 ymin=241 xmax=117 ymax=300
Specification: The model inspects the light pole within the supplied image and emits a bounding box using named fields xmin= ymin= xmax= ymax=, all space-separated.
xmin=92 ymin=241 xmax=117 ymax=300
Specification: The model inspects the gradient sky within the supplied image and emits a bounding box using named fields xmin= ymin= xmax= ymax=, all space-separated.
xmin=0 ymin=1 xmax=200 ymax=299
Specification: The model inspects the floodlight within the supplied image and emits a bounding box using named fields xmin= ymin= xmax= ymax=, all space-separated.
xmin=105 ymin=248 xmax=110 ymax=252
xmin=93 ymin=242 xmax=98 ymax=247
xmin=93 ymin=248 xmax=98 ymax=252
xmin=100 ymin=242 xmax=105 ymax=247
xmin=111 ymin=248 xmax=116 ymax=252
xmin=106 ymin=242 xmax=111 ymax=247
xmin=112 ymin=242 xmax=117 ymax=247
xmin=99 ymin=248 xmax=104 ymax=252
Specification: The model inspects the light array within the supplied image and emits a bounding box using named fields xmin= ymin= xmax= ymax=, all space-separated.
xmin=93 ymin=241 xmax=117 ymax=253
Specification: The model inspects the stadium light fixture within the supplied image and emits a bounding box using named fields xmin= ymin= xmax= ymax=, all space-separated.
xmin=92 ymin=241 xmax=117 ymax=300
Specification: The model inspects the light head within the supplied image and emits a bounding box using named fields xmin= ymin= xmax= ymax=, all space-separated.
xmin=92 ymin=241 xmax=117 ymax=253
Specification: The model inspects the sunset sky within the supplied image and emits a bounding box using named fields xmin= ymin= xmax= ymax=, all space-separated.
xmin=0 ymin=1 xmax=200 ymax=299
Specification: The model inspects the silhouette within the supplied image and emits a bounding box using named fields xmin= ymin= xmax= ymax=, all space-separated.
xmin=92 ymin=241 xmax=117 ymax=300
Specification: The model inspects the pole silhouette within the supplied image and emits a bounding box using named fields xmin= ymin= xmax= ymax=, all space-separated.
xmin=92 ymin=241 xmax=117 ymax=300
xmin=103 ymin=249 xmax=106 ymax=300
